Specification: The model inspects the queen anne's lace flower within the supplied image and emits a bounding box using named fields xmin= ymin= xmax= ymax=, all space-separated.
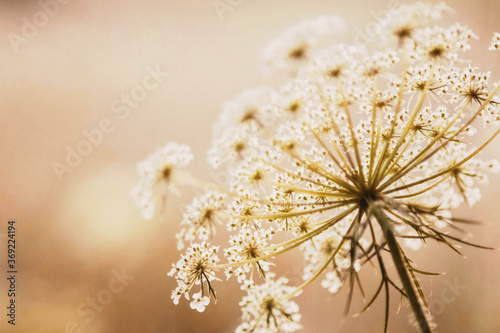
xmin=213 ymin=87 xmax=277 ymax=135
xmin=224 ymin=228 xmax=275 ymax=284
xmin=449 ymin=66 xmax=494 ymax=108
xmin=168 ymin=242 xmax=220 ymax=310
xmin=262 ymin=16 xmax=345 ymax=71
xmin=134 ymin=3 xmax=500 ymax=332
xmin=130 ymin=142 xmax=192 ymax=219
xmin=376 ymin=2 xmax=452 ymax=44
xmin=207 ymin=127 xmax=260 ymax=168
xmin=177 ymin=190 xmax=226 ymax=249
xmin=412 ymin=24 xmax=477 ymax=63
xmin=236 ymin=277 xmax=302 ymax=333
xmin=489 ymin=32 xmax=500 ymax=51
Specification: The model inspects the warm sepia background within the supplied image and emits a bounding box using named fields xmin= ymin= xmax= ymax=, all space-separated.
xmin=1 ymin=0 xmax=500 ymax=332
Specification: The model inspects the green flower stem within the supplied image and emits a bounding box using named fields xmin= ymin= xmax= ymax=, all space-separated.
xmin=370 ymin=203 xmax=431 ymax=333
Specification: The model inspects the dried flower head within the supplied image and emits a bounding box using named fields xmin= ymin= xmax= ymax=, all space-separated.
xmin=133 ymin=3 xmax=500 ymax=332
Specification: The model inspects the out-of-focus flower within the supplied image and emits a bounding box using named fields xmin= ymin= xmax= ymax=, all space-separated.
xmin=262 ymin=16 xmax=345 ymax=72
xmin=489 ymin=32 xmax=500 ymax=51
xmin=130 ymin=142 xmax=192 ymax=219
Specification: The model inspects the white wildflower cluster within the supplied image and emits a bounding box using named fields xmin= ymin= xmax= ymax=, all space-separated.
xmin=226 ymin=190 xmax=262 ymax=230
xmin=224 ymin=227 xmax=275 ymax=285
xmin=431 ymin=143 xmax=500 ymax=207
xmin=236 ymin=276 xmax=302 ymax=333
xmin=168 ymin=242 xmax=220 ymax=311
xmin=130 ymin=142 xmax=192 ymax=219
xmin=489 ymin=32 xmax=500 ymax=51
xmin=176 ymin=190 xmax=226 ymax=250
xmin=133 ymin=3 xmax=500 ymax=332
xmin=262 ymin=15 xmax=345 ymax=71
xmin=375 ymin=2 xmax=452 ymax=44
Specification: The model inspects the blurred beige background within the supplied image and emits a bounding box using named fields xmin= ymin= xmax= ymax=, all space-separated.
xmin=1 ymin=0 xmax=500 ymax=332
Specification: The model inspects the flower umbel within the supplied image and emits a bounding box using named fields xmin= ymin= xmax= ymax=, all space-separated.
xmin=130 ymin=142 xmax=192 ymax=219
xmin=168 ymin=242 xmax=220 ymax=309
xmin=133 ymin=3 xmax=500 ymax=332
xmin=236 ymin=276 xmax=302 ymax=333
xmin=489 ymin=32 xmax=500 ymax=51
